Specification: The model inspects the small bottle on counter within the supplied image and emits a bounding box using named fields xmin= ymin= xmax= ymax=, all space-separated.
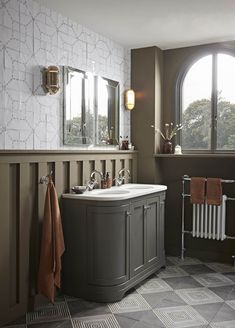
xmin=101 ymin=178 xmax=107 ymax=189
xmin=106 ymin=172 xmax=112 ymax=188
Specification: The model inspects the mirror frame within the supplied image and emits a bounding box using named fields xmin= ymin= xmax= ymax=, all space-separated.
xmin=63 ymin=66 xmax=120 ymax=146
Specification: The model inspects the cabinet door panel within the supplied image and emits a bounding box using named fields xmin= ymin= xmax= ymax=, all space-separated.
xmin=130 ymin=200 xmax=145 ymax=277
xmin=146 ymin=197 xmax=159 ymax=265
xmin=87 ymin=204 xmax=130 ymax=286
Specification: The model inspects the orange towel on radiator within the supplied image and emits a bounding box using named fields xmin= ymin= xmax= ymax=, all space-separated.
xmin=206 ymin=178 xmax=222 ymax=205
xmin=190 ymin=177 xmax=206 ymax=204
xmin=38 ymin=177 xmax=65 ymax=303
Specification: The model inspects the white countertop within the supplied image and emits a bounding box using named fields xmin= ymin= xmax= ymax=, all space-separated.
xmin=62 ymin=183 xmax=167 ymax=201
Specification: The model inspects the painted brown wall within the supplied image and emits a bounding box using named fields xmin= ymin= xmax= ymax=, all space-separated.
xmin=131 ymin=41 xmax=235 ymax=262
xmin=131 ymin=46 xmax=163 ymax=183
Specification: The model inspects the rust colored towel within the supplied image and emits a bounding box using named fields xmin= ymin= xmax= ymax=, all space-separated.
xmin=190 ymin=177 xmax=206 ymax=204
xmin=38 ymin=177 xmax=65 ymax=303
xmin=206 ymin=178 xmax=222 ymax=205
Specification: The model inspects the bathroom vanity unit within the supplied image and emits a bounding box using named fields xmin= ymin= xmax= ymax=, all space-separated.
xmin=61 ymin=184 xmax=167 ymax=302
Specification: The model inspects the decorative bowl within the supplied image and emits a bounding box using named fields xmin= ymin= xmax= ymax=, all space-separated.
xmin=71 ymin=185 xmax=87 ymax=194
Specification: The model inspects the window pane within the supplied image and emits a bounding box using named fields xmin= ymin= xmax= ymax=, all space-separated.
xmin=182 ymin=55 xmax=212 ymax=150
xmin=217 ymin=54 xmax=235 ymax=150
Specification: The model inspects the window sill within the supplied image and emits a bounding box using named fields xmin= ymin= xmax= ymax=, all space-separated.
xmin=154 ymin=153 xmax=235 ymax=158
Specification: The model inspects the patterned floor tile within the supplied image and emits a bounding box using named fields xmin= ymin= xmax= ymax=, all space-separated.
xmin=108 ymin=294 xmax=151 ymax=314
xmin=114 ymin=310 xmax=163 ymax=328
xmin=163 ymin=276 xmax=203 ymax=290
xmin=226 ymin=300 xmax=235 ymax=310
xmin=175 ymin=287 xmax=223 ymax=305
xmin=193 ymin=273 xmax=235 ymax=288
xmin=142 ymin=291 xmax=186 ymax=308
xmin=72 ymin=314 xmax=120 ymax=328
xmin=210 ymin=320 xmax=235 ymax=327
xmin=192 ymin=303 xmax=225 ymax=322
xmin=182 ymin=264 xmax=215 ymax=275
xmin=136 ymin=277 xmax=173 ymax=294
xmin=206 ymin=263 xmax=235 ymax=273
xmin=210 ymin=285 xmax=235 ymax=301
xmin=153 ymin=305 xmax=208 ymax=327
xmin=157 ymin=265 xmax=189 ymax=278
xmin=210 ymin=303 xmax=235 ymax=323
xmin=27 ymin=320 xmax=73 ymax=328
xmin=67 ymin=299 xmax=111 ymax=318
xmin=26 ymin=302 xmax=70 ymax=324
xmin=224 ymin=272 xmax=235 ymax=283
xmin=167 ymin=256 xmax=202 ymax=266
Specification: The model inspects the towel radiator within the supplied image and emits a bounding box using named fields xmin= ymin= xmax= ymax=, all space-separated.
xmin=181 ymin=175 xmax=235 ymax=263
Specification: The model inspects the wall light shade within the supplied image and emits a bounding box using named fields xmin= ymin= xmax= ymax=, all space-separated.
xmin=125 ymin=89 xmax=135 ymax=110
xmin=43 ymin=66 xmax=60 ymax=95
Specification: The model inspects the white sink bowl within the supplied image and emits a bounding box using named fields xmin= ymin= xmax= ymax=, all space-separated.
xmin=63 ymin=183 xmax=167 ymax=201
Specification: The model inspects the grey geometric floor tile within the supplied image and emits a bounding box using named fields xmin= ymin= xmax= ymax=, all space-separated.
xmin=226 ymin=300 xmax=235 ymax=310
xmin=167 ymin=257 xmax=202 ymax=266
xmin=192 ymin=303 xmax=225 ymax=322
xmin=108 ymin=294 xmax=151 ymax=314
xmin=142 ymin=291 xmax=186 ymax=308
xmin=210 ymin=303 xmax=235 ymax=323
xmin=163 ymin=276 xmax=203 ymax=290
xmin=193 ymin=273 xmax=235 ymax=288
xmin=26 ymin=302 xmax=70 ymax=324
xmin=114 ymin=310 xmax=164 ymax=328
xmin=67 ymin=299 xmax=111 ymax=318
xmin=206 ymin=263 xmax=235 ymax=273
xmin=72 ymin=314 xmax=120 ymax=328
xmin=136 ymin=277 xmax=173 ymax=294
xmin=209 ymin=285 xmax=235 ymax=301
xmin=182 ymin=264 xmax=215 ymax=275
xmin=157 ymin=266 xmax=189 ymax=278
xmin=210 ymin=320 xmax=235 ymax=327
xmin=166 ymin=257 xmax=175 ymax=266
xmin=224 ymin=272 xmax=235 ymax=283
xmin=153 ymin=305 xmax=208 ymax=327
xmin=175 ymin=287 xmax=223 ymax=305
xmin=27 ymin=320 xmax=73 ymax=328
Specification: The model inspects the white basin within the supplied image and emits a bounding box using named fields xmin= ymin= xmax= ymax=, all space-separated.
xmin=97 ymin=189 xmax=130 ymax=195
xmin=123 ymin=185 xmax=154 ymax=190
xmin=63 ymin=183 xmax=167 ymax=201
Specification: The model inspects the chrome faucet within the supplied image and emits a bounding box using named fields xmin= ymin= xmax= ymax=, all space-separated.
xmin=86 ymin=169 xmax=104 ymax=191
xmin=115 ymin=168 xmax=131 ymax=186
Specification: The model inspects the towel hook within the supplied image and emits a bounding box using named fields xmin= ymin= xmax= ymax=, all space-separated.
xmin=39 ymin=171 xmax=53 ymax=185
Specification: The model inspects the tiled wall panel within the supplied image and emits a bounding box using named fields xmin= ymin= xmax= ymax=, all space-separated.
xmin=0 ymin=0 xmax=131 ymax=149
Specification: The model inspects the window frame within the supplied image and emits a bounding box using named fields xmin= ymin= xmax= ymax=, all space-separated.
xmin=175 ymin=44 xmax=235 ymax=153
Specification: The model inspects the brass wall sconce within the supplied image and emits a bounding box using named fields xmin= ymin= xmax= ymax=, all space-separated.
xmin=124 ymin=89 xmax=135 ymax=110
xmin=42 ymin=66 xmax=60 ymax=95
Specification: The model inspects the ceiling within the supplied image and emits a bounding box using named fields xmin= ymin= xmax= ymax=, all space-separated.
xmin=35 ymin=0 xmax=235 ymax=50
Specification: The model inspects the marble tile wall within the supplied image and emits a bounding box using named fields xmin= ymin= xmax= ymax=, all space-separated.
xmin=0 ymin=0 xmax=130 ymax=149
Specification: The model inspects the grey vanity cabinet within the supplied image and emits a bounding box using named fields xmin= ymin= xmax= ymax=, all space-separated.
xmin=62 ymin=191 xmax=165 ymax=302
xmin=130 ymin=195 xmax=164 ymax=278
xmin=87 ymin=204 xmax=130 ymax=286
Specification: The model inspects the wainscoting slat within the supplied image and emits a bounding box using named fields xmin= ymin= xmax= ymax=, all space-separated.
xmin=82 ymin=160 xmax=90 ymax=185
xmin=55 ymin=162 xmax=64 ymax=197
xmin=69 ymin=161 xmax=78 ymax=190
xmin=115 ymin=158 xmax=122 ymax=180
xmin=106 ymin=160 xmax=113 ymax=182
xmin=19 ymin=163 xmax=31 ymax=305
xmin=0 ymin=164 xmax=10 ymax=323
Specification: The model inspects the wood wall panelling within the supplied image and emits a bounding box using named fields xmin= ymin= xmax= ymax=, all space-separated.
xmin=0 ymin=151 xmax=137 ymax=325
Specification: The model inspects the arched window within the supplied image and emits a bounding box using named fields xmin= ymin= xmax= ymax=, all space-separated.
xmin=180 ymin=52 xmax=235 ymax=152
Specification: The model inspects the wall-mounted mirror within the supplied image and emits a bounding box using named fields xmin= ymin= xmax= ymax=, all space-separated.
xmin=63 ymin=67 xmax=119 ymax=146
